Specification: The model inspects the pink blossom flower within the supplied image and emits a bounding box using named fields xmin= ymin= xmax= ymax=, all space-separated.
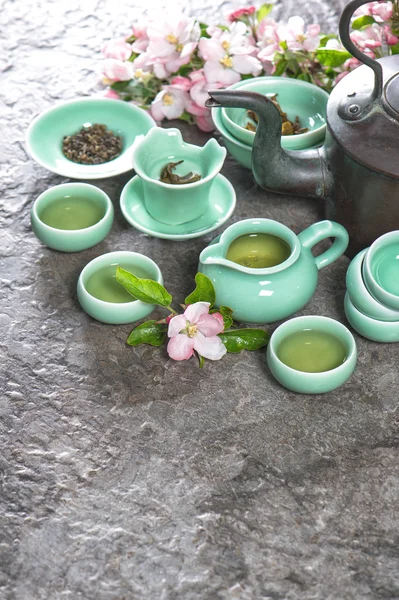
xmin=167 ymin=302 xmax=226 ymax=361
xmin=140 ymin=14 xmax=200 ymax=78
xmin=188 ymin=69 xmax=223 ymax=109
xmin=170 ymin=75 xmax=192 ymax=92
xmin=195 ymin=110 xmax=215 ymax=132
xmin=102 ymin=39 xmax=132 ymax=61
xmin=102 ymin=88 xmax=120 ymax=99
xmin=350 ymin=25 xmax=382 ymax=51
xmin=199 ymin=21 xmax=262 ymax=85
xmin=103 ymin=58 xmax=133 ymax=81
xmin=150 ymin=85 xmax=189 ymax=121
xmin=352 ymin=1 xmax=393 ymax=19
xmin=277 ymin=16 xmax=320 ymax=52
xmin=383 ymin=24 xmax=399 ymax=45
xmin=257 ymin=18 xmax=280 ymax=65
xmin=372 ymin=1 xmax=393 ymax=21
xmin=227 ymin=6 xmax=256 ymax=23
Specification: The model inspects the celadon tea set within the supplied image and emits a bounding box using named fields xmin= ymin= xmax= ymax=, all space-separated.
xmin=26 ymin=0 xmax=399 ymax=394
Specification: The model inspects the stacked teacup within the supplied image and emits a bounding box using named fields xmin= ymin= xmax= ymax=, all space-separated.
xmin=344 ymin=231 xmax=399 ymax=342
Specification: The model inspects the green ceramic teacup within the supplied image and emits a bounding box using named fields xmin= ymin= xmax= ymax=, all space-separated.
xmin=344 ymin=292 xmax=399 ymax=342
xmin=77 ymin=251 xmax=163 ymax=324
xmin=267 ymin=315 xmax=357 ymax=394
xmin=362 ymin=230 xmax=399 ymax=310
xmin=31 ymin=183 xmax=114 ymax=252
xmin=221 ymin=76 xmax=328 ymax=150
xmin=346 ymin=249 xmax=399 ymax=321
xmin=132 ymin=128 xmax=226 ymax=225
xmin=199 ymin=218 xmax=349 ymax=324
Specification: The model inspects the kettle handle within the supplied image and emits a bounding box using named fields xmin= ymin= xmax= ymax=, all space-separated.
xmin=298 ymin=221 xmax=349 ymax=270
xmin=339 ymin=0 xmax=383 ymax=102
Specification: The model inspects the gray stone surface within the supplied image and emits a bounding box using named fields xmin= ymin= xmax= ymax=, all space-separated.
xmin=1 ymin=0 xmax=399 ymax=598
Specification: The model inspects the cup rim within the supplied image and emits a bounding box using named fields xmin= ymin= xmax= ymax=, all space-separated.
xmin=363 ymin=231 xmax=399 ymax=306
xmin=268 ymin=315 xmax=357 ymax=378
xmin=201 ymin=218 xmax=301 ymax=275
xmin=32 ymin=182 xmax=113 ymax=235
xmin=78 ymin=250 xmax=163 ymax=308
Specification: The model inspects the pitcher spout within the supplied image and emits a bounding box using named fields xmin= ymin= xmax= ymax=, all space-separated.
xmin=206 ymin=90 xmax=332 ymax=199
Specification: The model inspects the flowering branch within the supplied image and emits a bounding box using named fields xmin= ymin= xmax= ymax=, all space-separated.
xmin=101 ymin=2 xmax=399 ymax=131
xmin=115 ymin=269 xmax=269 ymax=367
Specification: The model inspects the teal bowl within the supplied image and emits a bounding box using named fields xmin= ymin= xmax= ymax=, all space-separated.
xmin=26 ymin=98 xmax=156 ymax=179
xmin=211 ymin=106 xmax=252 ymax=169
xmin=266 ymin=315 xmax=357 ymax=394
xmin=77 ymin=251 xmax=163 ymax=324
xmin=362 ymin=230 xmax=399 ymax=311
xmin=31 ymin=182 xmax=114 ymax=252
xmin=344 ymin=292 xmax=399 ymax=342
xmin=346 ymin=249 xmax=399 ymax=321
xmin=221 ymin=76 xmax=328 ymax=150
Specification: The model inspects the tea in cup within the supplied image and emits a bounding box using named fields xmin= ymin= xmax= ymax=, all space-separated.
xmin=132 ymin=128 xmax=226 ymax=225
xmin=267 ymin=315 xmax=357 ymax=394
xmin=31 ymin=182 xmax=114 ymax=252
xmin=77 ymin=251 xmax=163 ymax=324
xmin=362 ymin=230 xmax=399 ymax=310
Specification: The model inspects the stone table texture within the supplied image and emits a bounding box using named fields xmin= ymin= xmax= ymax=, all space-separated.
xmin=1 ymin=0 xmax=399 ymax=598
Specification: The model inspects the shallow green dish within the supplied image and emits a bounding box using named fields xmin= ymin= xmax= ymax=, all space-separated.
xmin=26 ymin=98 xmax=156 ymax=179
xmin=120 ymin=174 xmax=236 ymax=240
xmin=77 ymin=251 xmax=163 ymax=324
xmin=221 ymin=76 xmax=328 ymax=150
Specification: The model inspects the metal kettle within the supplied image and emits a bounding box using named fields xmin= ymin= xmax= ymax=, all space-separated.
xmin=206 ymin=0 xmax=399 ymax=257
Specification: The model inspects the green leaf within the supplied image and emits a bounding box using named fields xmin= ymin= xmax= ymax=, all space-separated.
xmin=319 ymin=34 xmax=339 ymax=48
xmin=219 ymin=329 xmax=270 ymax=353
xmin=390 ymin=42 xmax=399 ymax=55
xmin=199 ymin=22 xmax=210 ymax=38
xmin=316 ymin=48 xmax=352 ymax=67
xmin=274 ymin=58 xmax=288 ymax=76
xmin=184 ymin=273 xmax=216 ymax=307
xmin=127 ymin=320 xmax=167 ymax=347
xmin=116 ymin=267 xmax=172 ymax=307
xmin=257 ymin=3 xmax=274 ymax=22
xmin=178 ymin=110 xmax=195 ymax=124
xmin=211 ymin=305 xmax=233 ymax=330
xmin=297 ymin=72 xmax=312 ymax=83
xmin=351 ymin=15 xmax=375 ymax=30
xmin=110 ymin=80 xmax=133 ymax=92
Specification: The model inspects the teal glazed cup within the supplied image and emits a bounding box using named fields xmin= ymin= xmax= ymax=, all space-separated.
xmin=346 ymin=249 xmax=399 ymax=321
xmin=362 ymin=230 xmax=399 ymax=310
xmin=344 ymin=292 xmax=399 ymax=342
xmin=199 ymin=218 xmax=349 ymax=324
xmin=31 ymin=183 xmax=114 ymax=252
xmin=77 ymin=251 xmax=163 ymax=324
xmin=132 ymin=127 xmax=226 ymax=225
xmin=267 ymin=316 xmax=357 ymax=394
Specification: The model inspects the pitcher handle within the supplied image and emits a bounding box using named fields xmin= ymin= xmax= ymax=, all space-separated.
xmin=298 ymin=220 xmax=349 ymax=270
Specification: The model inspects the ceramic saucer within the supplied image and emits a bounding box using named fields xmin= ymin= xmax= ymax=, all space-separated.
xmin=120 ymin=174 xmax=236 ymax=240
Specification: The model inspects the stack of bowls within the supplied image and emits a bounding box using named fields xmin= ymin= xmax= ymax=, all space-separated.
xmin=344 ymin=231 xmax=399 ymax=342
xmin=211 ymin=76 xmax=329 ymax=169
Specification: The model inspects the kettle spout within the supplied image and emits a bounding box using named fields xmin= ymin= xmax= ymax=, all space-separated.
xmin=206 ymin=89 xmax=331 ymax=199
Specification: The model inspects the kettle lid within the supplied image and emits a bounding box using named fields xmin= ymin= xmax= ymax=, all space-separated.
xmin=327 ymin=0 xmax=399 ymax=179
